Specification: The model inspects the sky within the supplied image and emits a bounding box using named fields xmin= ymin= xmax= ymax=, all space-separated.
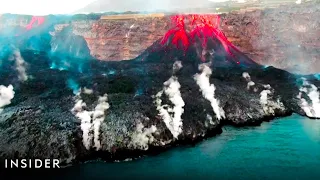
xmin=0 ymin=0 xmax=234 ymax=15
xmin=0 ymin=0 xmax=96 ymax=15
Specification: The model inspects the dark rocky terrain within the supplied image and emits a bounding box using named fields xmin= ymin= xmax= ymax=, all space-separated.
xmin=0 ymin=23 xmax=319 ymax=169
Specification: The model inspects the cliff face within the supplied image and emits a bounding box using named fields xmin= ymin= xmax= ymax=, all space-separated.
xmin=70 ymin=16 xmax=170 ymax=61
xmin=220 ymin=4 xmax=320 ymax=74
xmin=0 ymin=2 xmax=319 ymax=74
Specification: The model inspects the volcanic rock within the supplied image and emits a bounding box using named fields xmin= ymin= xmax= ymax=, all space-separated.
xmin=0 ymin=28 xmax=319 ymax=167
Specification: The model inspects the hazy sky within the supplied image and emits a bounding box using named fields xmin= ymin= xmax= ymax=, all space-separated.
xmin=0 ymin=0 xmax=96 ymax=15
xmin=0 ymin=0 xmax=232 ymax=15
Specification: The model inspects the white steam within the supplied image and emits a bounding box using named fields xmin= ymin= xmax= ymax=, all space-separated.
xmin=260 ymin=89 xmax=272 ymax=114
xmin=125 ymin=24 xmax=135 ymax=38
xmin=130 ymin=121 xmax=157 ymax=150
xmin=172 ymin=60 xmax=183 ymax=74
xmin=71 ymin=88 xmax=110 ymax=150
xmin=83 ymin=87 xmax=93 ymax=94
xmin=92 ymin=94 xmax=110 ymax=150
xmin=154 ymin=77 xmax=185 ymax=139
xmin=242 ymin=72 xmax=256 ymax=91
xmin=297 ymin=92 xmax=314 ymax=117
xmin=194 ymin=63 xmax=225 ymax=120
xmin=0 ymin=85 xmax=15 ymax=113
xmin=243 ymin=72 xmax=285 ymax=115
xmin=11 ymin=49 xmax=28 ymax=82
xmin=297 ymin=78 xmax=320 ymax=118
xmin=259 ymin=85 xmax=285 ymax=115
xmin=153 ymin=61 xmax=185 ymax=139
xmin=72 ymin=99 xmax=93 ymax=150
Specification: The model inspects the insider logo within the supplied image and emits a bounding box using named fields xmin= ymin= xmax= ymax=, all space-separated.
xmin=4 ymin=159 xmax=60 ymax=168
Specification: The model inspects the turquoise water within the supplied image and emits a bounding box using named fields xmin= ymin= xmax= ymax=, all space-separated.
xmin=58 ymin=114 xmax=320 ymax=179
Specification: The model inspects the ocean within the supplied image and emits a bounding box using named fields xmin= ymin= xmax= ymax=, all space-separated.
xmin=52 ymin=114 xmax=320 ymax=179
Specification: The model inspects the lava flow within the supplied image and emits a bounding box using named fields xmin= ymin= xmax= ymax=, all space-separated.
xmin=26 ymin=16 xmax=45 ymax=30
xmin=160 ymin=14 xmax=241 ymax=62
xmin=14 ymin=16 xmax=45 ymax=37
xmin=160 ymin=15 xmax=190 ymax=51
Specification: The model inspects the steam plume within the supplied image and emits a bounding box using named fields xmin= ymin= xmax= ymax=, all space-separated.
xmin=130 ymin=121 xmax=157 ymax=150
xmin=71 ymin=97 xmax=93 ymax=150
xmin=83 ymin=87 xmax=93 ymax=94
xmin=297 ymin=78 xmax=320 ymax=118
xmin=8 ymin=48 xmax=28 ymax=82
xmin=242 ymin=72 xmax=256 ymax=91
xmin=0 ymin=85 xmax=15 ymax=113
xmin=154 ymin=61 xmax=184 ymax=139
xmin=194 ymin=63 xmax=225 ymax=120
xmin=66 ymin=78 xmax=80 ymax=95
xmin=258 ymin=84 xmax=285 ymax=115
xmin=297 ymin=92 xmax=313 ymax=117
xmin=92 ymin=94 xmax=110 ymax=150
xmin=71 ymin=88 xmax=110 ymax=150
xmin=260 ymin=89 xmax=273 ymax=115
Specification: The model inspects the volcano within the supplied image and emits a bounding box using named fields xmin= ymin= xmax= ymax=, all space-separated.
xmin=136 ymin=14 xmax=260 ymax=68
xmin=0 ymin=12 xmax=320 ymax=169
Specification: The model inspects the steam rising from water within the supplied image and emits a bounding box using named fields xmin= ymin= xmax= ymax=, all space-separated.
xmin=297 ymin=78 xmax=320 ymax=118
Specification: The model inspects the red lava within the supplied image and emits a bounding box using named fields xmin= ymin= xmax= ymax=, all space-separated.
xmin=161 ymin=14 xmax=241 ymax=62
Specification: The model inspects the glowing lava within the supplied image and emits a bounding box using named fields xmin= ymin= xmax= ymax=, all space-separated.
xmin=161 ymin=14 xmax=242 ymax=62
xmin=160 ymin=15 xmax=189 ymax=51
xmin=26 ymin=16 xmax=45 ymax=30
